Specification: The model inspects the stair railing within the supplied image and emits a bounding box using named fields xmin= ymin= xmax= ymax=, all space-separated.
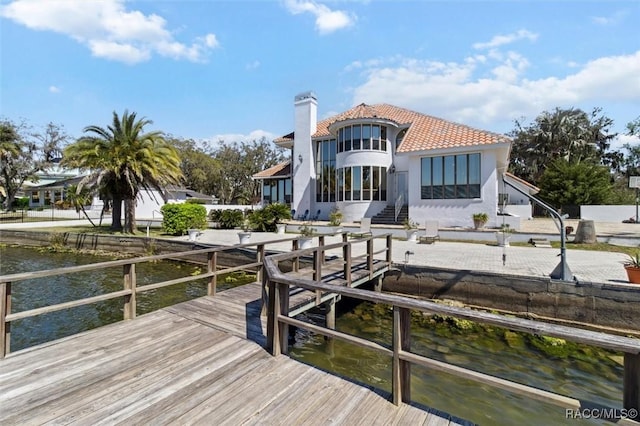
xmin=394 ymin=193 xmax=403 ymax=222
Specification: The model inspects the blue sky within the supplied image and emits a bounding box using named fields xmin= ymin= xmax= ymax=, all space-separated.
xmin=1 ymin=0 xmax=639 ymax=149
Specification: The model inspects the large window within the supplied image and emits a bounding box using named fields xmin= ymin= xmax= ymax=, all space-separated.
xmin=316 ymin=139 xmax=336 ymax=202
xmin=421 ymin=153 xmax=481 ymax=199
xmin=338 ymin=166 xmax=387 ymax=201
xmin=337 ymin=124 xmax=388 ymax=153
xmin=263 ymin=178 xmax=291 ymax=204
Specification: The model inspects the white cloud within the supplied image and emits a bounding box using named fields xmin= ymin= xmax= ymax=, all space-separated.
xmin=0 ymin=0 xmax=220 ymax=64
xmin=473 ymin=29 xmax=538 ymax=50
xmin=209 ymin=130 xmax=278 ymax=144
xmin=612 ymin=134 xmax=640 ymax=151
xmin=348 ymin=49 xmax=640 ymax=132
xmin=592 ymin=10 xmax=628 ymax=26
xmin=284 ymin=0 xmax=354 ymax=34
xmin=49 ymin=85 xmax=61 ymax=93
xmin=246 ymin=60 xmax=261 ymax=70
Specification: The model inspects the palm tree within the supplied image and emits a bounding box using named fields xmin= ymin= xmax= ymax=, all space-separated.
xmin=65 ymin=184 xmax=97 ymax=227
xmin=63 ymin=111 xmax=183 ymax=233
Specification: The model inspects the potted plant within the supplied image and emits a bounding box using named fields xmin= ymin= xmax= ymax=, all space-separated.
xmin=238 ymin=218 xmax=252 ymax=244
xmin=298 ymin=222 xmax=316 ymax=249
xmin=624 ymin=252 xmax=640 ymax=284
xmin=403 ymin=218 xmax=419 ymax=242
xmin=473 ymin=212 xmax=489 ymax=230
xmin=495 ymin=223 xmax=513 ymax=247
xmin=328 ymin=207 xmax=343 ymax=234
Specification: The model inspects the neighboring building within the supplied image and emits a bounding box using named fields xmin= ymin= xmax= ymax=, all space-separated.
xmin=27 ymin=175 xmax=88 ymax=208
xmin=255 ymin=92 xmax=515 ymax=228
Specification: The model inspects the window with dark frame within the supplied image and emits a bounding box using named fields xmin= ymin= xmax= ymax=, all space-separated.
xmin=421 ymin=153 xmax=481 ymax=199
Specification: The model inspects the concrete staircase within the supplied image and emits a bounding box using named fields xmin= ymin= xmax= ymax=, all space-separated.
xmin=372 ymin=205 xmax=408 ymax=225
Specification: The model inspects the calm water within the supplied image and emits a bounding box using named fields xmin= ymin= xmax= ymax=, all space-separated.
xmin=0 ymin=246 xmax=251 ymax=352
xmin=1 ymin=246 xmax=625 ymax=425
xmin=289 ymin=302 xmax=624 ymax=425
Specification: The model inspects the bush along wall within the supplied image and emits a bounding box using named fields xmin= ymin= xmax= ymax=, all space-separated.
xmin=161 ymin=203 xmax=207 ymax=236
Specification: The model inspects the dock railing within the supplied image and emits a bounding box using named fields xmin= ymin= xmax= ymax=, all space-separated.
xmin=263 ymin=250 xmax=640 ymax=423
xmin=0 ymin=235 xmax=307 ymax=359
xmin=0 ymin=232 xmax=392 ymax=359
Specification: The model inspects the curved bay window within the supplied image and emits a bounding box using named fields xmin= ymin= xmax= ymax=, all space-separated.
xmin=337 ymin=166 xmax=387 ymax=202
xmin=338 ymin=124 xmax=388 ymax=153
xmin=421 ymin=153 xmax=481 ymax=199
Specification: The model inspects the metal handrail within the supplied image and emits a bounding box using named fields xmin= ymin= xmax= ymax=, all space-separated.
xmin=394 ymin=193 xmax=403 ymax=222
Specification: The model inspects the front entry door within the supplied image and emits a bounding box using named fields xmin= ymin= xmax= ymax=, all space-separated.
xmin=396 ymin=172 xmax=408 ymax=205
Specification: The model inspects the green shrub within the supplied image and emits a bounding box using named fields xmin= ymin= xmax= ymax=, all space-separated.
xmin=12 ymin=197 xmax=29 ymax=210
xmin=208 ymin=209 xmax=222 ymax=222
xmin=185 ymin=198 xmax=206 ymax=204
xmin=249 ymin=203 xmax=291 ymax=232
xmin=218 ymin=209 xmax=244 ymax=229
xmin=161 ymin=203 xmax=207 ymax=236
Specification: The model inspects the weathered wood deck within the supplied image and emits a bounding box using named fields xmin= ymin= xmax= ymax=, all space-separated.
xmin=0 ymin=283 xmax=468 ymax=425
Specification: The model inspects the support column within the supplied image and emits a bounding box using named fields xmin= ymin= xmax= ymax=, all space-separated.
xmin=374 ymin=275 xmax=383 ymax=292
xmin=624 ymin=353 xmax=640 ymax=420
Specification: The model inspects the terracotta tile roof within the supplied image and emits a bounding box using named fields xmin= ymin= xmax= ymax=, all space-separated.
xmin=274 ymin=132 xmax=294 ymax=144
xmin=276 ymin=103 xmax=510 ymax=153
xmin=252 ymin=161 xmax=291 ymax=179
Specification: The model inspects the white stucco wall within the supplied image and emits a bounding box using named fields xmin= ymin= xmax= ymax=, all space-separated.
xmin=406 ymin=148 xmax=501 ymax=228
xmin=580 ymin=205 xmax=638 ymax=222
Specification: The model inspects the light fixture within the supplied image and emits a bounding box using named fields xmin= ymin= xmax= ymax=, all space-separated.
xmin=389 ymin=164 xmax=396 ymax=173
xmin=298 ymin=154 xmax=303 ymax=163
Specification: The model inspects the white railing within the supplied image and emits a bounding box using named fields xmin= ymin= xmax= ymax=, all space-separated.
xmin=394 ymin=193 xmax=404 ymax=222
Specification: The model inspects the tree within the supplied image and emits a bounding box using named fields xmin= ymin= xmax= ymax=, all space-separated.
xmin=509 ymin=107 xmax=617 ymax=185
xmin=538 ymin=159 xmax=613 ymax=208
xmin=0 ymin=119 xmax=68 ymax=210
xmin=168 ymin=137 xmax=221 ymax=196
xmin=622 ymin=116 xmax=640 ymax=177
xmin=209 ymin=138 xmax=285 ymax=204
xmin=65 ymin=184 xmax=97 ymax=226
xmin=63 ymin=111 xmax=183 ymax=233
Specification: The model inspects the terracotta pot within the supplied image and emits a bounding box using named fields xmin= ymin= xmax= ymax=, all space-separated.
xmin=625 ymin=265 xmax=640 ymax=284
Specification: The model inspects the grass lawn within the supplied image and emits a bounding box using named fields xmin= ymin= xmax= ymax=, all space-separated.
xmin=24 ymin=225 xmax=172 ymax=238
xmin=507 ymin=240 xmax=637 ymax=256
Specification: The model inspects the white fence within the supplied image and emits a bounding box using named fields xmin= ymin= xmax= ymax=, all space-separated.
xmin=580 ymin=205 xmax=638 ymax=222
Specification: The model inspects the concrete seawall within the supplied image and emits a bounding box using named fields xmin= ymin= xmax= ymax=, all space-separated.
xmin=384 ymin=265 xmax=640 ymax=332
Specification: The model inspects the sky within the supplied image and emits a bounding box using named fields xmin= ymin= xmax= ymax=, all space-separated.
xmin=1 ymin=0 xmax=639 ymax=150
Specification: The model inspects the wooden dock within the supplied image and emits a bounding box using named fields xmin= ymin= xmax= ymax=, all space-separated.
xmin=0 ymin=283 xmax=467 ymax=425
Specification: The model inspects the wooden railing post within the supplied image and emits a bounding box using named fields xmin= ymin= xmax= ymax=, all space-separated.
xmin=343 ymin=243 xmax=352 ymax=284
xmin=313 ymin=248 xmax=322 ymax=304
xmin=256 ymin=244 xmax=265 ymax=285
xmin=367 ymin=238 xmax=374 ymax=279
xmin=292 ymin=240 xmax=299 ymax=272
xmin=392 ymin=306 xmax=411 ymax=405
xmin=261 ymin=255 xmax=270 ymax=317
xmin=0 ymin=282 xmax=11 ymax=359
xmin=386 ymin=234 xmax=393 ymax=266
xmin=266 ymin=279 xmax=289 ymax=356
xmin=123 ymin=264 xmax=136 ymax=320
xmin=266 ymin=277 xmax=278 ymax=355
xmin=624 ymin=353 xmax=640 ymax=420
xmin=319 ymin=235 xmax=326 ymax=264
xmin=207 ymin=251 xmax=218 ymax=296
xmin=278 ymin=282 xmax=290 ymax=355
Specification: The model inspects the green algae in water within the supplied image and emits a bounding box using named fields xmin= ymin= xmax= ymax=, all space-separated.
xmin=289 ymin=302 xmax=626 ymax=426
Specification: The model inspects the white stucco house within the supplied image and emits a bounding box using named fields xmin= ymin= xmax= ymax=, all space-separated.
xmin=254 ymin=92 xmax=522 ymax=228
